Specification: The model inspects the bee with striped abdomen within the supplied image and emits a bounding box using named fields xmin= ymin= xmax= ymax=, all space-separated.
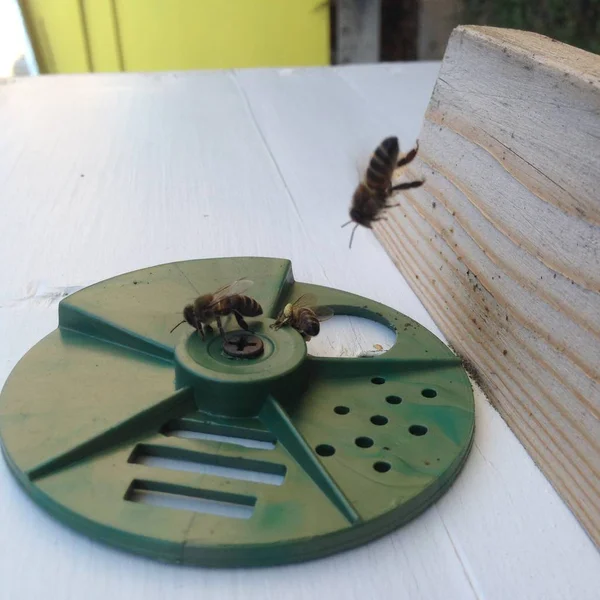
xmin=170 ymin=278 xmax=263 ymax=340
xmin=271 ymin=294 xmax=333 ymax=341
xmin=342 ymin=136 xmax=424 ymax=248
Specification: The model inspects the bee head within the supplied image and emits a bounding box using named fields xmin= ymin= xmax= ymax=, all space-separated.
xmin=349 ymin=207 xmax=373 ymax=228
xmin=183 ymin=304 xmax=195 ymax=326
xmin=270 ymin=304 xmax=292 ymax=330
xmin=350 ymin=185 xmax=376 ymax=228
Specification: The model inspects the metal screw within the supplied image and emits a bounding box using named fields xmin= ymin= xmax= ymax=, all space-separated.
xmin=222 ymin=333 xmax=264 ymax=359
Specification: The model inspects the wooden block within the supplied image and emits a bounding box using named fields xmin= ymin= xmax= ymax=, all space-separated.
xmin=376 ymin=26 xmax=600 ymax=546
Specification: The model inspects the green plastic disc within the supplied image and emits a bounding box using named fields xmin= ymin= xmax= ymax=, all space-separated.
xmin=0 ymin=257 xmax=474 ymax=567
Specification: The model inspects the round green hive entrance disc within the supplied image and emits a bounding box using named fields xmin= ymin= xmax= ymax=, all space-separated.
xmin=0 ymin=257 xmax=475 ymax=567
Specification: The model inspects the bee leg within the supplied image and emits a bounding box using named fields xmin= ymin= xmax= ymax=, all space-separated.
xmin=396 ymin=142 xmax=419 ymax=167
xmin=233 ymin=310 xmax=250 ymax=331
xmin=391 ymin=180 xmax=424 ymax=192
xmin=215 ymin=315 xmax=228 ymax=341
xmin=384 ymin=202 xmax=400 ymax=208
xmin=193 ymin=316 xmax=205 ymax=340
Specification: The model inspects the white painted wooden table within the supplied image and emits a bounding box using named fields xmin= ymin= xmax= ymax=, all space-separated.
xmin=0 ymin=63 xmax=598 ymax=600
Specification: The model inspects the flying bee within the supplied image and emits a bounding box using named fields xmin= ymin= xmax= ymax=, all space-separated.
xmin=342 ymin=136 xmax=424 ymax=248
xmin=170 ymin=278 xmax=263 ymax=340
xmin=270 ymin=294 xmax=334 ymax=341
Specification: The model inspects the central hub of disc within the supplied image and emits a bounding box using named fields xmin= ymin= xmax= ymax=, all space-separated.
xmin=173 ymin=319 xmax=307 ymax=417
xmin=222 ymin=333 xmax=265 ymax=358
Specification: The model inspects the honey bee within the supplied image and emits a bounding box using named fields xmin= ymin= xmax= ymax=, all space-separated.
xmin=342 ymin=136 xmax=424 ymax=248
xmin=170 ymin=278 xmax=263 ymax=340
xmin=270 ymin=294 xmax=333 ymax=341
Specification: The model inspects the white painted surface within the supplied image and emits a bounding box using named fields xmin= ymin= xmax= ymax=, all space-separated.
xmin=0 ymin=63 xmax=598 ymax=600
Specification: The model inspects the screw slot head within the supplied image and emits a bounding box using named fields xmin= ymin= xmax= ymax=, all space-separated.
xmin=222 ymin=333 xmax=265 ymax=359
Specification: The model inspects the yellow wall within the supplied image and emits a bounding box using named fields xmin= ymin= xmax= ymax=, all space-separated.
xmin=20 ymin=0 xmax=330 ymax=74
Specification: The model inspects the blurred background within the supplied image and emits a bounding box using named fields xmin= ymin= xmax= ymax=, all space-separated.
xmin=0 ymin=0 xmax=598 ymax=78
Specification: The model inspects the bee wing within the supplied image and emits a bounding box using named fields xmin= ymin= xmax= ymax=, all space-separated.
xmin=290 ymin=294 xmax=334 ymax=321
xmin=209 ymin=278 xmax=254 ymax=305
xmin=313 ymin=305 xmax=334 ymax=322
xmin=290 ymin=293 xmax=319 ymax=309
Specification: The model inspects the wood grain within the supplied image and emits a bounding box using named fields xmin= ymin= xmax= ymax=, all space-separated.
xmin=0 ymin=63 xmax=599 ymax=599
xmin=375 ymin=26 xmax=600 ymax=546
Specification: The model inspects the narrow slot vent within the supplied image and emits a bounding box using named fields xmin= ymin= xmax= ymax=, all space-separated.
xmin=129 ymin=444 xmax=285 ymax=486
xmin=161 ymin=419 xmax=276 ymax=450
xmin=125 ymin=479 xmax=255 ymax=519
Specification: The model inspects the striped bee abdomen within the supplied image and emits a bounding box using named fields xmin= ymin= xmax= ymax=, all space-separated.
xmin=365 ymin=136 xmax=399 ymax=192
xmin=235 ymin=295 xmax=263 ymax=316
xmin=297 ymin=308 xmax=320 ymax=337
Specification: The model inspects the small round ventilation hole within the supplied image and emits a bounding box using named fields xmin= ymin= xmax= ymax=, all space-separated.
xmin=355 ymin=436 xmax=374 ymax=448
xmin=421 ymin=388 xmax=437 ymax=398
xmin=409 ymin=425 xmax=428 ymax=436
xmin=316 ymin=444 xmax=336 ymax=456
xmin=373 ymin=461 xmax=391 ymax=473
xmin=370 ymin=415 xmax=388 ymax=426
xmin=334 ymin=405 xmax=350 ymax=415
xmin=386 ymin=395 xmax=402 ymax=405
xmin=371 ymin=377 xmax=385 ymax=385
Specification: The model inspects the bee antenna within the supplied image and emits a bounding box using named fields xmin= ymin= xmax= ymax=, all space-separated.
xmin=348 ymin=224 xmax=359 ymax=249
xmin=169 ymin=320 xmax=186 ymax=334
xmin=341 ymin=220 xmax=353 ymax=228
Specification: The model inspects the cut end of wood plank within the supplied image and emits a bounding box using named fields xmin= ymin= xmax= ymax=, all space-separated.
xmin=451 ymin=25 xmax=600 ymax=83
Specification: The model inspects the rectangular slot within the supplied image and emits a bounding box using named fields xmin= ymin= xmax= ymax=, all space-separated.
xmin=161 ymin=419 xmax=276 ymax=450
xmin=129 ymin=444 xmax=285 ymax=486
xmin=125 ymin=480 xmax=255 ymax=519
